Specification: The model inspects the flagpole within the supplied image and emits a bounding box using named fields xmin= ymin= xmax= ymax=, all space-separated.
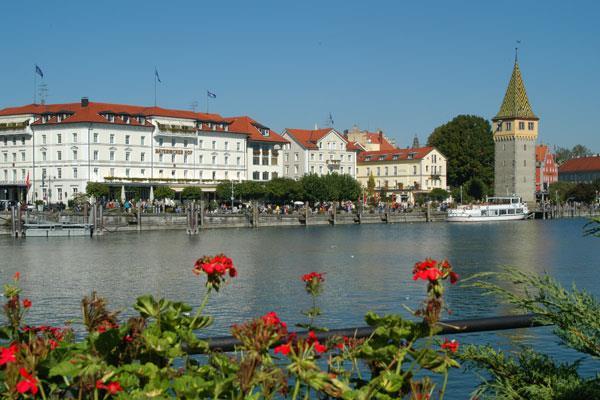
xmin=33 ymin=66 xmax=37 ymax=104
xmin=154 ymin=71 xmax=157 ymax=107
xmin=206 ymin=91 xmax=209 ymax=113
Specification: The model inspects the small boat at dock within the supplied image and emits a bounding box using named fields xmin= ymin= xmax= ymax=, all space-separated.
xmin=447 ymin=196 xmax=529 ymax=222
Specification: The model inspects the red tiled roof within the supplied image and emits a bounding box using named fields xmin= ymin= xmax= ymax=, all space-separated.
xmin=227 ymin=116 xmax=288 ymax=144
xmin=284 ymin=127 xmax=353 ymax=150
xmin=535 ymin=145 xmax=548 ymax=162
xmin=559 ymin=156 xmax=600 ymax=173
xmin=0 ymin=101 xmax=225 ymax=127
xmin=346 ymin=141 xmax=364 ymax=151
xmin=357 ymin=147 xmax=435 ymax=163
xmin=365 ymin=132 xmax=396 ymax=150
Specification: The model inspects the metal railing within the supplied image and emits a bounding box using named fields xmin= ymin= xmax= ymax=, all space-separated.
xmin=189 ymin=314 xmax=548 ymax=354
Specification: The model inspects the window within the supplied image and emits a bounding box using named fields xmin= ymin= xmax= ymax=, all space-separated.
xmin=57 ymin=134 xmax=62 ymax=144
xmin=184 ymin=170 xmax=188 ymax=178
xmin=253 ymin=171 xmax=260 ymax=180
xmin=125 ymin=168 xmax=130 ymax=177
xmin=506 ymin=122 xmax=512 ymax=130
xmin=73 ymin=150 xmax=77 ymax=160
xmin=73 ymin=133 xmax=78 ymax=143
xmin=212 ymin=141 xmax=216 ymax=150
xmin=295 ymin=165 xmax=299 ymax=174
xmin=523 ymin=144 xmax=527 ymax=151
xmin=141 ymin=136 xmax=145 ymax=146
xmin=224 ymin=156 xmax=229 ymax=165
xmin=110 ymin=151 xmax=115 ymax=161
xmin=110 ymin=134 xmax=115 ymax=144
xmin=413 ymin=166 xmax=417 ymax=175
xmin=110 ymin=168 xmax=115 ymax=176
xmin=384 ymin=167 xmax=388 ymax=176
xmin=42 ymin=151 xmax=46 ymax=161
xmin=319 ymin=153 xmax=323 ymax=161
xmin=212 ymin=155 xmax=216 ymax=164
xmin=262 ymin=148 xmax=269 ymax=165
xmin=199 ymin=140 xmax=203 ymax=149
xmin=199 ymin=155 xmax=203 ymax=163
xmin=284 ymin=153 xmax=289 ymax=162
xmin=184 ymin=139 xmax=188 ymax=147
xmin=212 ymin=171 xmax=216 ymax=180
xmin=518 ymin=122 xmax=525 ymax=130
xmin=236 ymin=156 xmax=240 ymax=165
xmin=319 ymin=165 xmax=323 ymax=174
xmin=236 ymin=142 xmax=241 ymax=151
xmin=12 ymin=153 xmax=16 ymax=162
xmin=93 ymin=150 xmax=98 ymax=161
xmin=158 ymin=138 xmax=163 ymax=147
xmin=21 ymin=169 xmax=25 ymax=180
xmin=57 ymin=151 xmax=62 ymax=161
xmin=125 ymin=152 xmax=130 ymax=161
xmin=140 ymin=152 xmax=145 ymax=162
xmin=262 ymin=171 xmax=269 ymax=180
xmin=93 ymin=133 xmax=98 ymax=143
xmin=57 ymin=188 xmax=62 ymax=201
xmin=93 ymin=168 xmax=98 ymax=176
xmin=171 ymin=138 xmax=175 ymax=146
xmin=376 ymin=167 xmax=380 ymax=176
xmin=140 ymin=169 xmax=145 ymax=176
xmin=2 ymin=153 xmax=6 ymax=162
xmin=224 ymin=141 xmax=228 ymax=150
xmin=311 ymin=166 xmax=315 ymax=173
xmin=253 ymin=147 xmax=260 ymax=165
xmin=171 ymin=153 xmax=175 ymax=163
xmin=341 ymin=166 xmax=344 ymax=173
xmin=528 ymin=122 xmax=534 ymax=130
xmin=271 ymin=149 xmax=278 ymax=165
xmin=159 ymin=153 xmax=163 ymax=162
xmin=57 ymin=168 xmax=62 ymax=179
xmin=21 ymin=152 xmax=25 ymax=161
xmin=503 ymin=143 xmax=506 ymax=151
xmin=393 ymin=166 xmax=397 ymax=175
xmin=125 ymin=135 xmax=130 ymax=145
xmin=285 ymin=166 xmax=289 ymax=175
xmin=294 ymin=152 xmax=299 ymax=161
xmin=426 ymin=165 xmax=429 ymax=172
xmin=42 ymin=135 xmax=46 ymax=145
xmin=171 ymin=170 xmax=176 ymax=177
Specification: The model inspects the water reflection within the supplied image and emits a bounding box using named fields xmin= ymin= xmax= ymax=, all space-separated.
xmin=0 ymin=219 xmax=597 ymax=398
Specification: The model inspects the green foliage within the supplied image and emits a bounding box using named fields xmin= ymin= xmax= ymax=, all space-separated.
xmin=86 ymin=182 xmax=109 ymax=199
xmin=427 ymin=115 xmax=494 ymax=190
xmin=181 ymin=186 xmax=203 ymax=201
xmin=300 ymin=173 xmax=331 ymax=203
xmin=465 ymin=177 xmax=487 ymax=200
xmin=584 ymin=217 xmax=600 ymax=237
xmin=153 ymin=186 xmax=176 ymax=200
xmin=460 ymin=345 xmax=600 ymax=400
xmin=265 ymin=178 xmax=304 ymax=203
xmin=549 ymin=181 xmax=576 ymax=203
xmin=429 ymin=188 xmax=449 ymax=202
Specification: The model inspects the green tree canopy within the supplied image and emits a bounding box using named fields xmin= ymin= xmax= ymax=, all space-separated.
xmin=554 ymin=144 xmax=593 ymax=164
xmin=154 ymin=186 xmax=176 ymax=200
xmin=300 ymin=174 xmax=330 ymax=203
xmin=465 ymin=177 xmax=487 ymax=200
xmin=86 ymin=182 xmax=109 ymax=199
xmin=427 ymin=115 xmax=494 ymax=191
xmin=428 ymin=188 xmax=449 ymax=202
xmin=265 ymin=178 xmax=304 ymax=203
xmin=181 ymin=186 xmax=203 ymax=201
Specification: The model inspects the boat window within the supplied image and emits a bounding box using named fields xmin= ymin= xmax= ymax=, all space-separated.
xmin=481 ymin=210 xmax=487 ymax=216
xmin=499 ymin=209 xmax=507 ymax=215
xmin=516 ymin=208 xmax=523 ymax=213
xmin=507 ymin=209 xmax=515 ymax=214
xmin=491 ymin=210 xmax=498 ymax=215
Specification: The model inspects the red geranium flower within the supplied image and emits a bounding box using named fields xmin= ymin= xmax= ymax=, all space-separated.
xmin=0 ymin=344 xmax=17 ymax=365
xmin=441 ymin=338 xmax=459 ymax=353
xmin=193 ymin=254 xmax=237 ymax=287
xmin=16 ymin=368 xmax=38 ymax=395
xmin=13 ymin=272 xmax=20 ymax=281
xmin=301 ymin=272 xmax=325 ymax=283
xmin=413 ymin=268 xmax=443 ymax=282
xmin=274 ymin=343 xmax=291 ymax=356
xmin=449 ymin=271 xmax=460 ymax=285
xmin=22 ymin=299 xmax=32 ymax=309
xmin=96 ymin=380 xmax=123 ymax=395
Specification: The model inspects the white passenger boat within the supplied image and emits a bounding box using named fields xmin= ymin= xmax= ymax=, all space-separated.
xmin=24 ymin=222 xmax=94 ymax=237
xmin=447 ymin=196 xmax=529 ymax=222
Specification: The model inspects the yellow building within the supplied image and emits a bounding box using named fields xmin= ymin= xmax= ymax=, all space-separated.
xmin=356 ymin=147 xmax=447 ymax=197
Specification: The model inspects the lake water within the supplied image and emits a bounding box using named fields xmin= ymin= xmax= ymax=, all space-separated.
xmin=0 ymin=219 xmax=598 ymax=398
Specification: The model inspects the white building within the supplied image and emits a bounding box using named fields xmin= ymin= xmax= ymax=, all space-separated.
xmin=0 ymin=99 xmax=286 ymax=203
xmin=280 ymin=128 xmax=359 ymax=179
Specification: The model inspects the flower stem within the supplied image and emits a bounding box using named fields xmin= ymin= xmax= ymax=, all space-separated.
xmin=440 ymin=370 xmax=449 ymax=400
xmin=291 ymin=378 xmax=301 ymax=400
xmin=190 ymin=286 xmax=212 ymax=329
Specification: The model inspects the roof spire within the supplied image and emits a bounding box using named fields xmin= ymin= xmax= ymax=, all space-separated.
xmin=515 ymin=40 xmax=520 ymax=64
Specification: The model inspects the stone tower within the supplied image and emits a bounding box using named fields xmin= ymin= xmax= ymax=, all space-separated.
xmin=492 ymin=57 xmax=538 ymax=203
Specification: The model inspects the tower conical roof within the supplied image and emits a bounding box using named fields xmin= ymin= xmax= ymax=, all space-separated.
xmin=494 ymin=61 xmax=537 ymax=120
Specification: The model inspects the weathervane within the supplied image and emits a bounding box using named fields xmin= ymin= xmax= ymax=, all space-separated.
xmin=515 ymin=40 xmax=521 ymax=63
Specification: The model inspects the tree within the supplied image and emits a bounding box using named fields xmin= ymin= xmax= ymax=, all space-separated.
xmin=554 ymin=144 xmax=593 ymax=164
xmin=338 ymin=174 xmax=362 ymax=201
xmin=567 ymin=183 xmax=597 ymax=203
xmin=367 ymin=174 xmax=376 ymax=199
xmin=154 ymin=186 xmax=175 ymax=200
xmin=181 ymin=186 xmax=203 ymax=201
xmin=300 ymin=174 xmax=329 ymax=203
xmin=265 ymin=178 xmax=303 ymax=203
xmin=427 ymin=115 xmax=494 ymax=191
xmin=86 ymin=182 xmax=109 ymax=199
xmin=465 ymin=177 xmax=487 ymax=200
xmin=429 ymin=188 xmax=449 ymax=202
xmin=548 ymin=181 xmax=575 ymax=203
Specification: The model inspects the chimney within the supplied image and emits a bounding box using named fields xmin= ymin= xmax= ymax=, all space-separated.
xmin=81 ymin=97 xmax=89 ymax=107
xmin=379 ymin=131 xmax=383 ymax=143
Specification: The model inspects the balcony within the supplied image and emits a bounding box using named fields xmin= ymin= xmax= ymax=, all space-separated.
xmin=155 ymin=123 xmax=198 ymax=138
xmin=0 ymin=121 xmax=32 ymax=136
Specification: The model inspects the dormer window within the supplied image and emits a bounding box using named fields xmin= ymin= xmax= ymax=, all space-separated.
xmin=365 ymin=156 xmax=371 ymax=161
xmin=224 ymin=125 xmax=228 ymax=132
xmin=123 ymin=115 xmax=130 ymax=124
xmin=57 ymin=115 xmax=62 ymax=123
xmin=408 ymin=152 xmax=415 ymax=160
xmin=196 ymin=122 xmax=203 ymax=130
xmin=262 ymin=129 xmax=270 ymax=137
xmin=379 ymin=155 xmax=385 ymax=161
xmin=219 ymin=124 xmax=224 ymax=129
xmin=392 ymin=155 xmax=399 ymax=160
xmin=137 ymin=116 xmax=144 ymax=124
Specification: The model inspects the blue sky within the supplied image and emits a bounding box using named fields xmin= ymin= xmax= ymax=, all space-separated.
xmin=1 ymin=1 xmax=599 ymax=151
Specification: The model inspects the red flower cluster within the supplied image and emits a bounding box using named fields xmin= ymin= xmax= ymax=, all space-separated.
xmin=0 ymin=344 xmax=17 ymax=366
xmin=22 ymin=299 xmax=32 ymax=309
xmin=412 ymin=259 xmax=459 ymax=284
xmin=16 ymin=368 xmax=38 ymax=395
xmin=274 ymin=331 xmax=327 ymax=356
xmin=193 ymin=254 xmax=237 ymax=289
xmin=97 ymin=320 xmax=119 ymax=334
xmin=335 ymin=335 xmax=364 ymax=350
xmin=301 ymin=272 xmax=325 ymax=283
xmin=96 ymin=379 xmax=123 ymax=395
xmin=261 ymin=311 xmax=287 ymax=331
xmin=441 ymin=338 xmax=459 ymax=353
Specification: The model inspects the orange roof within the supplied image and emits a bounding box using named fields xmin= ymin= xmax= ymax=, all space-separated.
xmin=227 ymin=116 xmax=288 ymax=144
xmin=365 ymin=132 xmax=396 ymax=150
xmin=559 ymin=156 xmax=600 ymax=173
xmin=0 ymin=101 xmax=225 ymax=127
xmin=536 ymin=145 xmax=548 ymax=162
xmin=357 ymin=147 xmax=435 ymax=163
xmin=285 ymin=128 xmax=333 ymax=149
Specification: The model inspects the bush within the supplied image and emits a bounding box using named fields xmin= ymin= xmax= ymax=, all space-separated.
xmin=153 ymin=186 xmax=176 ymax=200
xmin=86 ymin=182 xmax=109 ymax=199
xmin=181 ymin=186 xmax=203 ymax=201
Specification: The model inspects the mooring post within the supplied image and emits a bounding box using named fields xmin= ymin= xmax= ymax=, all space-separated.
xmin=426 ymin=202 xmax=431 ymax=222
xmin=137 ymin=206 xmax=142 ymax=232
xmin=199 ymin=200 xmax=205 ymax=228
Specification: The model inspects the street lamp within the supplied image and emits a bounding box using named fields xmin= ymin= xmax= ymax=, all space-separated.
xmin=230 ymin=180 xmax=234 ymax=210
